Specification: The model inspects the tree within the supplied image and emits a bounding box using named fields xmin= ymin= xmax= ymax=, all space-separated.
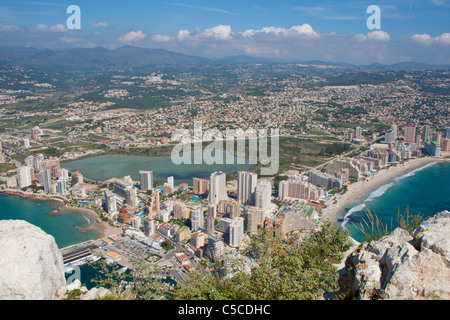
xmin=172 ymin=222 xmax=351 ymax=300
xmin=161 ymin=239 xmax=175 ymax=251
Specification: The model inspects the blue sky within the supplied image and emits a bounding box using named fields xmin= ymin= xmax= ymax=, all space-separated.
xmin=0 ymin=0 xmax=449 ymax=64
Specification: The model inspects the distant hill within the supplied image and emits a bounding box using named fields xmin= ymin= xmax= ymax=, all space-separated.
xmin=366 ymin=61 xmax=450 ymax=71
xmin=0 ymin=46 xmax=448 ymax=73
xmin=0 ymin=46 xmax=211 ymax=74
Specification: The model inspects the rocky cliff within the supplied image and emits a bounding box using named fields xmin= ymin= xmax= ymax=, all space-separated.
xmin=0 ymin=220 xmax=66 ymax=300
xmin=344 ymin=211 xmax=450 ymax=300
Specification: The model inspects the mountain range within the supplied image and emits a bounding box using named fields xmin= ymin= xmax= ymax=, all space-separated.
xmin=0 ymin=46 xmax=448 ymax=74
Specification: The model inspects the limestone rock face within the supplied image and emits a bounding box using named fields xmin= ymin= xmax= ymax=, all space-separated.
xmin=0 ymin=220 xmax=66 ymax=300
xmin=345 ymin=211 xmax=450 ymax=300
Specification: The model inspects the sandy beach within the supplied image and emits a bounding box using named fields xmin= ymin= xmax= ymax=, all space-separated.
xmin=0 ymin=189 xmax=120 ymax=239
xmin=321 ymin=157 xmax=445 ymax=223
xmin=60 ymin=205 xmax=121 ymax=238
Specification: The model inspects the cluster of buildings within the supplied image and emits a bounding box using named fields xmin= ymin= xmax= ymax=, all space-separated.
xmin=12 ymin=152 xmax=87 ymax=198
xmin=95 ymin=166 xmax=324 ymax=267
xmin=384 ymin=124 xmax=450 ymax=158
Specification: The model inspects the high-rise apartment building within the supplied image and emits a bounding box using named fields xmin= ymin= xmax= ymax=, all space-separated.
xmin=173 ymin=201 xmax=189 ymax=219
xmin=208 ymin=171 xmax=228 ymax=204
xmin=218 ymin=199 xmax=241 ymax=219
xmin=354 ymin=126 xmax=362 ymax=139
xmin=139 ymin=171 xmax=153 ymax=192
xmin=193 ymin=177 xmax=210 ymax=194
xmin=244 ymin=206 xmax=259 ymax=234
xmin=31 ymin=126 xmax=40 ymax=141
xmin=404 ymin=124 xmax=416 ymax=143
xmin=254 ymin=179 xmax=272 ymax=212
xmin=229 ymin=217 xmax=244 ymax=247
xmin=104 ymin=190 xmax=117 ymax=216
xmin=422 ymin=125 xmax=430 ymax=143
xmin=432 ymin=132 xmax=441 ymax=145
xmin=279 ymin=179 xmax=321 ymax=201
xmin=113 ymin=177 xmax=133 ymax=199
xmin=191 ymin=205 xmax=204 ymax=231
xmin=237 ymin=171 xmax=257 ymax=205
xmin=17 ymin=166 xmax=32 ymax=189
xmin=444 ymin=127 xmax=450 ymax=140
xmin=204 ymin=214 xmax=215 ymax=235
xmin=167 ymin=176 xmax=174 ymax=189
xmin=390 ymin=124 xmax=398 ymax=139
xmin=42 ymin=168 xmax=52 ymax=193
xmin=143 ymin=217 xmax=155 ymax=236
xmin=442 ymin=139 xmax=450 ymax=152
xmin=125 ymin=187 xmax=138 ymax=207
xmin=206 ymin=234 xmax=224 ymax=262
xmin=207 ymin=203 xmax=217 ymax=218
xmin=56 ymin=177 xmax=67 ymax=196
xmin=385 ymin=129 xmax=396 ymax=143
xmin=146 ymin=190 xmax=160 ymax=217
xmin=71 ymin=171 xmax=84 ymax=185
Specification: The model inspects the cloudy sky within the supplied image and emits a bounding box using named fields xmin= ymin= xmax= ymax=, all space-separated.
xmin=0 ymin=0 xmax=449 ymax=65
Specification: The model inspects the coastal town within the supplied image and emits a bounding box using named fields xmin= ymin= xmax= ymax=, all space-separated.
xmin=0 ymin=56 xmax=449 ymax=293
xmin=1 ymin=0 xmax=450 ymax=303
xmin=0 ymin=97 xmax=449 ymax=285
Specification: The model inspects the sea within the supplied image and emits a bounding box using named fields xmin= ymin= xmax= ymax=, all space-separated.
xmin=335 ymin=161 xmax=450 ymax=242
xmin=0 ymin=194 xmax=99 ymax=248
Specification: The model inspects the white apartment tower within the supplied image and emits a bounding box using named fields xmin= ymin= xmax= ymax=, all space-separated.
xmin=237 ymin=171 xmax=257 ymax=205
xmin=254 ymin=179 xmax=272 ymax=212
xmin=191 ymin=205 xmax=205 ymax=231
xmin=104 ymin=190 xmax=117 ymax=216
xmin=208 ymin=171 xmax=228 ymax=204
xmin=17 ymin=166 xmax=32 ymax=189
xmin=229 ymin=217 xmax=244 ymax=247
xmin=139 ymin=171 xmax=153 ymax=192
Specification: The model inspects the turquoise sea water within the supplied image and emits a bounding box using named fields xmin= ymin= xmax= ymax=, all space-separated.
xmin=61 ymin=151 xmax=255 ymax=185
xmin=336 ymin=161 xmax=450 ymax=242
xmin=0 ymin=194 xmax=99 ymax=248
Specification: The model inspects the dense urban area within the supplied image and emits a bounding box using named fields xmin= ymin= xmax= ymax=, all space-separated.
xmin=0 ymin=54 xmax=449 ymax=298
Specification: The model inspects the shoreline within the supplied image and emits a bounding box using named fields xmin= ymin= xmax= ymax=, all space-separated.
xmin=59 ymin=205 xmax=120 ymax=239
xmin=0 ymin=189 xmax=120 ymax=239
xmin=321 ymin=157 xmax=446 ymax=224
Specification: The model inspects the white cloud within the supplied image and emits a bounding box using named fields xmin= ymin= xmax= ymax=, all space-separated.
xmin=367 ymin=30 xmax=390 ymax=41
xmin=35 ymin=24 xmax=66 ymax=32
xmin=436 ymin=33 xmax=450 ymax=45
xmin=290 ymin=24 xmax=319 ymax=38
xmin=411 ymin=33 xmax=450 ymax=45
xmin=354 ymin=30 xmax=390 ymax=42
xmin=259 ymin=26 xmax=288 ymax=36
xmin=0 ymin=24 xmax=20 ymax=31
xmin=152 ymin=34 xmax=172 ymax=42
xmin=118 ymin=30 xmax=146 ymax=44
xmin=411 ymin=33 xmax=435 ymax=45
xmin=203 ymin=25 xmax=233 ymax=40
xmin=242 ymin=29 xmax=255 ymax=38
xmin=177 ymin=29 xmax=191 ymax=41
xmin=243 ymin=24 xmax=319 ymax=39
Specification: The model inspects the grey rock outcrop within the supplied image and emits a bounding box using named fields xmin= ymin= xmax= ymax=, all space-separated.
xmin=65 ymin=279 xmax=111 ymax=300
xmin=345 ymin=211 xmax=450 ymax=300
xmin=0 ymin=220 xmax=66 ymax=300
